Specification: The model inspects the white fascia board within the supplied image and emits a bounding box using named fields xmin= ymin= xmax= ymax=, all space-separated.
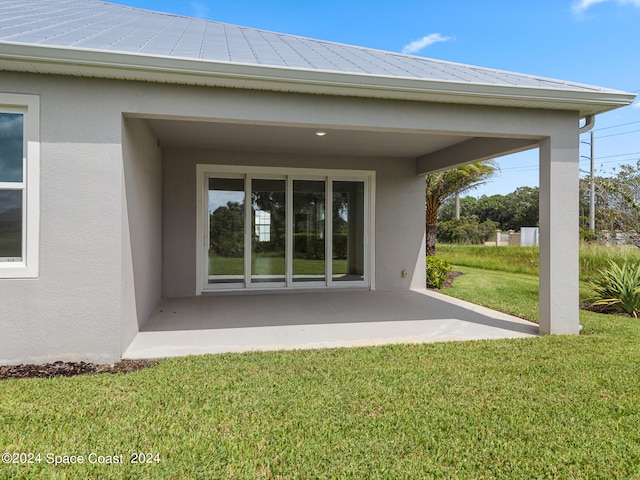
xmin=0 ymin=42 xmax=636 ymax=116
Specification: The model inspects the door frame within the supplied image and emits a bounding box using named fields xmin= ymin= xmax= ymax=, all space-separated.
xmin=196 ymin=164 xmax=376 ymax=294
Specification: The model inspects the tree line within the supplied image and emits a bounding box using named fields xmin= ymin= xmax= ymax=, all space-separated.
xmin=426 ymin=161 xmax=640 ymax=254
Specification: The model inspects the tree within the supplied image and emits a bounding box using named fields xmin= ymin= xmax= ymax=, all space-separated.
xmin=438 ymin=195 xmax=478 ymax=222
xmin=472 ymin=194 xmax=507 ymax=228
xmin=579 ymin=162 xmax=640 ymax=233
xmin=501 ymin=187 xmax=539 ymax=230
xmin=426 ymin=161 xmax=497 ymax=256
xmin=210 ymin=201 xmax=244 ymax=257
xmin=439 ymin=186 xmax=539 ymax=231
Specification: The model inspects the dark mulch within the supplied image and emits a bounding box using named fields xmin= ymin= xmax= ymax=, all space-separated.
xmin=580 ymin=302 xmax=634 ymax=318
xmin=427 ymin=271 xmax=464 ymax=290
xmin=0 ymin=359 xmax=158 ymax=380
xmin=443 ymin=271 xmax=464 ymax=289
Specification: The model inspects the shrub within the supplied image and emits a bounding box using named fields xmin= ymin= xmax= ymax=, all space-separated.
xmin=332 ymin=233 xmax=348 ymax=260
xmin=293 ymin=233 xmax=325 ymax=260
xmin=437 ymin=218 xmax=498 ymax=245
xmin=580 ymin=227 xmax=598 ymax=243
xmin=591 ymin=261 xmax=640 ymax=317
xmin=426 ymin=257 xmax=452 ymax=289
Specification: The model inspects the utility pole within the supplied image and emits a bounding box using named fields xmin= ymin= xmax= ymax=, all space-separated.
xmin=581 ymin=132 xmax=596 ymax=232
xmin=589 ymin=130 xmax=595 ymax=232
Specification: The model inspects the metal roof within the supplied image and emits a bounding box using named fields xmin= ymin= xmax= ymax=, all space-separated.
xmin=0 ymin=0 xmax=635 ymax=115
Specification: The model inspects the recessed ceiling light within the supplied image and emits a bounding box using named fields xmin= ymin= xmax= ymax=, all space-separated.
xmin=315 ymin=131 xmax=327 ymax=137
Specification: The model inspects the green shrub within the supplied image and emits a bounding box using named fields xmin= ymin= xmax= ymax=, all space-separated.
xmin=580 ymin=227 xmax=598 ymax=243
xmin=591 ymin=261 xmax=640 ymax=317
xmin=293 ymin=233 xmax=325 ymax=260
xmin=437 ymin=218 xmax=498 ymax=245
xmin=332 ymin=233 xmax=348 ymax=259
xmin=426 ymin=256 xmax=452 ymax=289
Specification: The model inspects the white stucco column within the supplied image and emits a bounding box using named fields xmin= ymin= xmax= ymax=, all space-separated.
xmin=538 ymin=128 xmax=580 ymax=335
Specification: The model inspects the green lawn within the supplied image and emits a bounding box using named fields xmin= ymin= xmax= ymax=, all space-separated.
xmin=2 ymin=266 xmax=640 ymax=478
xmin=436 ymin=243 xmax=640 ymax=281
xmin=209 ymin=254 xmax=347 ymax=276
xmin=442 ymin=265 xmax=599 ymax=322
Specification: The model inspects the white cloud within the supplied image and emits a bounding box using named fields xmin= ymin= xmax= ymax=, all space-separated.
xmin=190 ymin=2 xmax=210 ymax=18
xmin=402 ymin=33 xmax=451 ymax=54
xmin=573 ymin=0 xmax=640 ymax=13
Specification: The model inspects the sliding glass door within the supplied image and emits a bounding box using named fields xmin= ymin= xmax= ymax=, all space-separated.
xmin=205 ymin=170 xmax=370 ymax=290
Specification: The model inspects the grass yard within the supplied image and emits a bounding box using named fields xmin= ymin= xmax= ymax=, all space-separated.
xmin=442 ymin=266 xmax=599 ymax=322
xmin=2 ymin=309 xmax=640 ymax=477
xmin=209 ymin=254 xmax=348 ymax=276
xmin=437 ymin=243 xmax=640 ymax=281
xmin=2 ymin=255 xmax=640 ymax=478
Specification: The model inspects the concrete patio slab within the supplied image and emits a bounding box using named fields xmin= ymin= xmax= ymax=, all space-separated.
xmin=123 ymin=289 xmax=539 ymax=359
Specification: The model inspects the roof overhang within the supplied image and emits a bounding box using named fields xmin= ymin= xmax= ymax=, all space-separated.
xmin=0 ymin=42 xmax=635 ymax=116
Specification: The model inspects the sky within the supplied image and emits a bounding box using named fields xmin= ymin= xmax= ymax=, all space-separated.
xmin=109 ymin=0 xmax=640 ymax=197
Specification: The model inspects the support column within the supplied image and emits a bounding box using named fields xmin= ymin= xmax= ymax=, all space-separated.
xmin=538 ymin=130 xmax=580 ymax=335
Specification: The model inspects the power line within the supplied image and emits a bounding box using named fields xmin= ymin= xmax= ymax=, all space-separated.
xmin=595 ymin=128 xmax=640 ymax=139
xmin=497 ymin=154 xmax=640 ymax=173
xmin=591 ymin=120 xmax=640 ymax=132
xmin=593 ymin=151 xmax=640 ymax=160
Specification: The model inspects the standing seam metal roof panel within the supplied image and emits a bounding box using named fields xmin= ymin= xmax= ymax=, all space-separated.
xmin=0 ymin=0 xmax=628 ymax=95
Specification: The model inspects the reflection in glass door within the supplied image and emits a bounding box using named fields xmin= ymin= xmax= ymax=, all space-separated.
xmin=203 ymin=171 xmax=369 ymax=291
xmin=333 ymin=181 xmax=365 ymax=282
xmin=208 ymin=178 xmax=245 ymax=285
xmin=251 ymin=179 xmax=286 ymax=284
xmin=293 ymin=180 xmax=325 ymax=283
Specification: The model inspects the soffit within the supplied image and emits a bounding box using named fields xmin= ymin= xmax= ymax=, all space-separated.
xmin=146 ymin=118 xmax=470 ymax=158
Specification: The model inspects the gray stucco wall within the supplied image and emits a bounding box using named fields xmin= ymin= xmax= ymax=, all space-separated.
xmin=1 ymin=74 xmax=125 ymax=365
xmin=0 ymin=72 xmax=433 ymax=364
xmin=0 ymin=70 xmax=580 ymax=364
xmin=121 ymin=118 xmax=163 ymax=351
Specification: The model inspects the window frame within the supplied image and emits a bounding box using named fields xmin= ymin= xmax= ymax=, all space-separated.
xmin=0 ymin=94 xmax=40 ymax=278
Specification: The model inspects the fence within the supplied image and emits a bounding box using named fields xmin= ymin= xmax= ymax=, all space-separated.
xmin=597 ymin=230 xmax=639 ymax=247
xmin=486 ymin=229 xmax=639 ymax=247
xmin=486 ymin=228 xmax=538 ymax=247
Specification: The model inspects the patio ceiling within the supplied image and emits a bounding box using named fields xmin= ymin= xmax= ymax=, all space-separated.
xmin=146 ymin=117 xmax=478 ymax=158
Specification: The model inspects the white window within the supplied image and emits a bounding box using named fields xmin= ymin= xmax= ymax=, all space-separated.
xmin=254 ymin=210 xmax=271 ymax=242
xmin=0 ymin=94 xmax=39 ymax=278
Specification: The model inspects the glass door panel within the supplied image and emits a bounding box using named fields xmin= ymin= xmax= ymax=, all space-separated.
xmin=251 ymin=179 xmax=286 ymax=284
xmin=332 ymin=181 xmax=365 ymax=282
xmin=208 ymin=178 xmax=245 ymax=285
xmin=292 ymin=180 xmax=325 ymax=283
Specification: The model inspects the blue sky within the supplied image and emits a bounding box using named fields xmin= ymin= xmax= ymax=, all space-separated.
xmin=111 ymin=0 xmax=640 ymax=197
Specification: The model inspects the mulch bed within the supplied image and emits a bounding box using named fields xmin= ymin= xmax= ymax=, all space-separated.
xmin=580 ymin=302 xmax=634 ymax=317
xmin=427 ymin=271 xmax=464 ymax=290
xmin=443 ymin=271 xmax=464 ymax=289
xmin=0 ymin=359 xmax=157 ymax=380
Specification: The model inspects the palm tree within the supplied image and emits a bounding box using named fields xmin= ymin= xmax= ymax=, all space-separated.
xmin=426 ymin=161 xmax=498 ymax=256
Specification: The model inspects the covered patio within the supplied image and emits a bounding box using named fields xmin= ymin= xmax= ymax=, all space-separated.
xmin=123 ymin=289 xmax=538 ymax=359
